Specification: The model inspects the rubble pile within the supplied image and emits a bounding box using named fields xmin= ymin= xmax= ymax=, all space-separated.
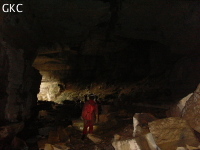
xmin=5 ymin=83 xmax=200 ymax=150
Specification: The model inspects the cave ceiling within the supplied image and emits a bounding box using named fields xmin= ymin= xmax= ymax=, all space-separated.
xmin=1 ymin=0 xmax=200 ymax=102
xmin=2 ymin=0 xmax=200 ymax=54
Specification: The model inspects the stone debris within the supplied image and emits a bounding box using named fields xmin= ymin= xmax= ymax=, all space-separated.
xmin=52 ymin=143 xmax=70 ymax=150
xmin=166 ymin=93 xmax=192 ymax=117
xmin=44 ymin=143 xmax=54 ymax=150
xmin=94 ymin=145 xmax=102 ymax=150
xmin=57 ymin=126 xmax=70 ymax=143
xmin=176 ymin=144 xmax=200 ymax=150
xmin=148 ymin=117 xmax=199 ymax=150
xmin=112 ymin=133 xmax=160 ymax=150
xmin=114 ymin=134 xmax=121 ymax=140
xmin=133 ymin=113 xmax=157 ymax=137
xmin=87 ymin=134 xmax=102 ymax=144
xmin=112 ymin=138 xmax=140 ymax=150
xmin=176 ymin=147 xmax=186 ymax=150
xmin=39 ymin=140 xmax=71 ymax=150
xmin=5 ymin=91 xmax=196 ymax=150
xmin=48 ymin=130 xmax=60 ymax=144
xmin=38 ymin=139 xmax=49 ymax=150
xmin=177 ymin=93 xmax=193 ymax=112
xmin=99 ymin=114 xmax=110 ymax=123
xmin=0 ymin=122 xmax=24 ymax=140
xmin=11 ymin=136 xmax=28 ymax=150
xmin=38 ymin=110 xmax=48 ymax=119
xmin=186 ymin=144 xmax=200 ymax=150
xmin=182 ymin=84 xmax=200 ymax=133
xmin=25 ymin=136 xmax=38 ymax=144
xmin=38 ymin=126 xmax=55 ymax=136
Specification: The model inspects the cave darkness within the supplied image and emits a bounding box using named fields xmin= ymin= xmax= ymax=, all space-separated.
xmin=1 ymin=0 xmax=200 ymax=149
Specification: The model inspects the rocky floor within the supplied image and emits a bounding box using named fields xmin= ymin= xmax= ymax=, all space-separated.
xmin=15 ymin=102 xmax=168 ymax=150
xmin=68 ymin=119 xmax=132 ymax=150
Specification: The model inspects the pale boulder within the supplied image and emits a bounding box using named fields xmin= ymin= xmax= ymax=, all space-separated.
xmin=112 ymin=133 xmax=160 ymax=150
xmin=148 ymin=117 xmax=199 ymax=150
xmin=166 ymin=93 xmax=192 ymax=117
xmin=182 ymin=84 xmax=200 ymax=133
xmin=52 ymin=143 xmax=70 ymax=150
xmin=87 ymin=134 xmax=102 ymax=144
xmin=133 ymin=113 xmax=157 ymax=137
xmin=44 ymin=144 xmax=54 ymax=150
xmin=176 ymin=148 xmax=186 ymax=150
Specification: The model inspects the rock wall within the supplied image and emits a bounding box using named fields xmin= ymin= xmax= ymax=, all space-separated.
xmin=0 ymin=43 xmax=9 ymax=125
xmin=33 ymin=41 xmax=174 ymax=104
xmin=0 ymin=2 xmax=42 ymax=148
xmin=170 ymin=55 xmax=200 ymax=101
xmin=0 ymin=42 xmax=41 ymax=124
xmin=0 ymin=41 xmax=41 ymax=149
xmin=4 ymin=0 xmax=200 ymax=105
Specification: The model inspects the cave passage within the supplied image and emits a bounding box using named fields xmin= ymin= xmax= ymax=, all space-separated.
xmin=1 ymin=0 xmax=200 ymax=149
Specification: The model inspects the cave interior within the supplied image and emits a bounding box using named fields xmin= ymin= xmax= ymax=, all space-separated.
xmin=1 ymin=0 xmax=200 ymax=149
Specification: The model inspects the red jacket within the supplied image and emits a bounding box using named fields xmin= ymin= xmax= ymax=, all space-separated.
xmin=82 ymin=100 xmax=98 ymax=121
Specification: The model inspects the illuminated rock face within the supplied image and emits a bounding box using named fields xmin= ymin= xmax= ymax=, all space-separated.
xmin=166 ymin=93 xmax=193 ymax=117
xmin=37 ymin=71 xmax=60 ymax=101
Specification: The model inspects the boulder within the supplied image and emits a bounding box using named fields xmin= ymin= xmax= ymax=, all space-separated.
xmin=166 ymin=93 xmax=192 ymax=117
xmin=112 ymin=133 xmax=160 ymax=150
xmin=186 ymin=144 xmax=200 ymax=150
xmin=44 ymin=144 xmax=54 ymax=150
xmin=38 ymin=126 xmax=54 ymax=136
xmin=148 ymin=117 xmax=199 ymax=150
xmin=11 ymin=136 xmax=28 ymax=150
xmin=133 ymin=113 xmax=157 ymax=137
xmin=0 ymin=122 xmax=24 ymax=140
xmin=57 ymin=126 xmax=70 ymax=143
xmin=37 ymin=139 xmax=48 ymax=150
xmin=182 ymin=84 xmax=200 ymax=133
xmin=176 ymin=144 xmax=200 ymax=150
xmin=113 ymin=134 xmax=121 ymax=141
xmin=52 ymin=143 xmax=70 ymax=150
xmin=48 ymin=130 xmax=60 ymax=144
xmin=99 ymin=114 xmax=109 ymax=123
xmin=176 ymin=148 xmax=186 ymax=150
xmin=87 ymin=134 xmax=102 ymax=144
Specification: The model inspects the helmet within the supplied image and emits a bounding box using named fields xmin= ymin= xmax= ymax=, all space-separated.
xmin=89 ymin=93 xmax=95 ymax=99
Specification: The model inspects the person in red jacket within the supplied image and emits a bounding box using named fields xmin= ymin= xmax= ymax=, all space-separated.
xmin=81 ymin=93 xmax=98 ymax=140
